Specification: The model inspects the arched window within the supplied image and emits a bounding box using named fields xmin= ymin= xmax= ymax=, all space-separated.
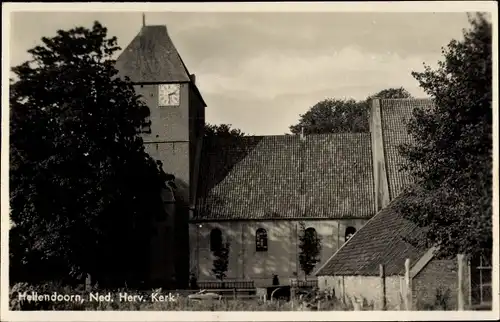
xmin=210 ymin=228 xmax=222 ymax=252
xmin=305 ymin=227 xmax=317 ymax=238
xmin=345 ymin=226 xmax=356 ymax=242
xmin=256 ymin=228 xmax=268 ymax=252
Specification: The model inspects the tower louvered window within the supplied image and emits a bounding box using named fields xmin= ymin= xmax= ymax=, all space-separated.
xmin=141 ymin=116 xmax=152 ymax=134
xmin=139 ymin=106 xmax=152 ymax=134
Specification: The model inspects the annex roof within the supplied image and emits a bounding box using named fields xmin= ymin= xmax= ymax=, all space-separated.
xmin=315 ymin=193 xmax=428 ymax=276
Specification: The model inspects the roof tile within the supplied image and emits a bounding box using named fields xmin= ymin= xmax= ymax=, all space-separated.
xmin=315 ymin=194 xmax=428 ymax=276
xmin=115 ymin=25 xmax=190 ymax=83
xmin=380 ymin=99 xmax=434 ymax=199
xmin=195 ymin=133 xmax=376 ymax=221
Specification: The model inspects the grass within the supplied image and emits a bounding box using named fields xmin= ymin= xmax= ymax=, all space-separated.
xmin=9 ymin=282 xmax=355 ymax=311
xmin=9 ymin=281 xmax=456 ymax=311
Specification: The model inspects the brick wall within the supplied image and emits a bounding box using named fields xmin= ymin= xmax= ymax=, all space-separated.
xmin=412 ymin=258 xmax=470 ymax=310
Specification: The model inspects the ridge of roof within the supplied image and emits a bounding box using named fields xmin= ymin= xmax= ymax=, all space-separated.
xmin=207 ymin=132 xmax=371 ymax=141
xmin=175 ymin=47 xmax=207 ymax=107
xmin=377 ymin=98 xmax=433 ymax=101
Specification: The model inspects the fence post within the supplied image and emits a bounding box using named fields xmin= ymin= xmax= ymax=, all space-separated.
xmin=85 ymin=274 xmax=92 ymax=292
xmin=379 ymin=264 xmax=386 ymax=310
xmin=457 ymin=254 xmax=466 ymax=310
xmin=351 ymin=296 xmax=361 ymax=311
xmin=233 ymin=288 xmax=236 ymax=300
xmin=342 ymin=276 xmax=346 ymax=305
xmin=404 ymin=258 xmax=412 ymax=310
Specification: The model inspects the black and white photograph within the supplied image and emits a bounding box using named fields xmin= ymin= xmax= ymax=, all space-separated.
xmin=1 ymin=2 xmax=498 ymax=320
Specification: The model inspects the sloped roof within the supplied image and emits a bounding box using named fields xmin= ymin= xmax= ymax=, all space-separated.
xmin=115 ymin=25 xmax=191 ymax=83
xmin=315 ymin=194 xmax=428 ymax=276
xmin=380 ymin=98 xmax=435 ymax=199
xmin=194 ymin=133 xmax=376 ymax=221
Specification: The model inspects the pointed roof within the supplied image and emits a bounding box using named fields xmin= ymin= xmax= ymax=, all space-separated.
xmin=115 ymin=25 xmax=191 ymax=83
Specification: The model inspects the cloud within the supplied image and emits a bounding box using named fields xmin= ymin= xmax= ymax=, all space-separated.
xmin=9 ymin=11 xmax=470 ymax=135
xmin=196 ymin=46 xmax=433 ymax=102
xmin=171 ymin=12 xmax=469 ymax=72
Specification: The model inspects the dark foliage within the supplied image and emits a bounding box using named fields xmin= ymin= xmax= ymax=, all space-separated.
xmin=289 ymin=87 xmax=413 ymax=134
xmin=298 ymin=223 xmax=322 ymax=279
xmin=211 ymin=242 xmax=230 ymax=281
xmin=204 ymin=123 xmax=245 ymax=139
xmin=9 ymin=21 xmax=168 ymax=287
xmin=398 ymin=13 xmax=492 ymax=259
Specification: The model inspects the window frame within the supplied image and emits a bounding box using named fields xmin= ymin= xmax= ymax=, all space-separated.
xmin=345 ymin=226 xmax=357 ymax=242
xmin=255 ymin=228 xmax=268 ymax=252
xmin=471 ymin=253 xmax=492 ymax=306
xmin=477 ymin=255 xmax=492 ymax=305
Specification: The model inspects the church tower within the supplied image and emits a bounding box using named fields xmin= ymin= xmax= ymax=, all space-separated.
xmin=115 ymin=19 xmax=206 ymax=287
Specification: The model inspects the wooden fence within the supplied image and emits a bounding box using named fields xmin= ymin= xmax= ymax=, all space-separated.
xmin=290 ymin=279 xmax=318 ymax=288
xmin=197 ymin=280 xmax=255 ymax=289
xmin=189 ymin=288 xmax=258 ymax=300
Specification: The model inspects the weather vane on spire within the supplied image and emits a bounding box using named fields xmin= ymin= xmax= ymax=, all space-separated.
xmin=142 ymin=13 xmax=146 ymax=27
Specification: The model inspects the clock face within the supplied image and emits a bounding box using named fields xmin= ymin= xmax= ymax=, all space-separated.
xmin=158 ymin=84 xmax=180 ymax=106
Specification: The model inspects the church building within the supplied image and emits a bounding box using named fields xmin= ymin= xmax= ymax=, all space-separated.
xmin=114 ymin=21 xmax=490 ymax=303
xmin=190 ymin=98 xmax=426 ymax=287
xmin=114 ymin=21 xmax=422 ymax=288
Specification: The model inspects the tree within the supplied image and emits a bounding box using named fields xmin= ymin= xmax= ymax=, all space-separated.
xmin=367 ymin=87 xmax=413 ymax=100
xmin=289 ymin=88 xmax=413 ymax=135
xmin=397 ymin=13 xmax=492 ymax=259
xmin=297 ymin=222 xmax=322 ymax=280
xmin=289 ymin=99 xmax=368 ymax=134
xmin=211 ymin=242 xmax=230 ymax=282
xmin=9 ymin=21 xmax=168 ymax=286
xmin=204 ymin=123 xmax=245 ymax=139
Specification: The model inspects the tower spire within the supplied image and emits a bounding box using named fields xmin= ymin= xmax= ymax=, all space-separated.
xmin=142 ymin=13 xmax=146 ymax=27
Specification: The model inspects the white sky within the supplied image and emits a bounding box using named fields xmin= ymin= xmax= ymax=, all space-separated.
xmin=9 ymin=11 xmax=472 ymax=135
